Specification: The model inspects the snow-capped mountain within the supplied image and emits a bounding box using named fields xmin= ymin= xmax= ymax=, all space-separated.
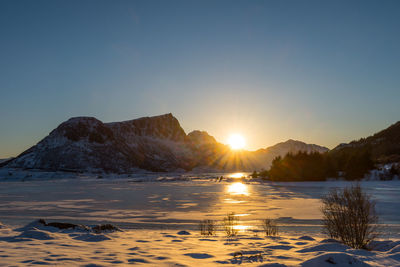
xmin=3 ymin=114 xmax=329 ymax=173
xmin=5 ymin=114 xmax=193 ymax=172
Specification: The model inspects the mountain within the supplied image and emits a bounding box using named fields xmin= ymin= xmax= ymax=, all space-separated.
xmin=0 ymin=158 xmax=13 ymax=164
xmin=254 ymin=139 xmax=329 ymax=168
xmin=269 ymin=122 xmax=400 ymax=181
xmin=3 ymin=114 xmax=329 ymax=173
xmin=332 ymin=121 xmax=400 ymax=163
xmin=4 ymin=114 xmax=193 ymax=172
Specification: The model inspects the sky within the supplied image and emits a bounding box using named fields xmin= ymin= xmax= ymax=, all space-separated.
xmin=1 ymin=0 xmax=400 ymax=158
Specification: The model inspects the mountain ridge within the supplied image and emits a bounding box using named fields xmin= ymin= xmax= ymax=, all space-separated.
xmin=3 ymin=113 xmax=329 ymax=173
xmin=332 ymin=120 xmax=400 ymax=163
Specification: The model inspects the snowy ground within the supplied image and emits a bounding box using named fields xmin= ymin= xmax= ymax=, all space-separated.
xmin=0 ymin=171 xmax=399 ymax=237
xmin=0 ymin=220 xmax=399 ymax=266
xmin=0 ymin=169 xmax=399 ymax=265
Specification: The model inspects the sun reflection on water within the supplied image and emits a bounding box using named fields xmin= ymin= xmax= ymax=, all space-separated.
xmin=227 ymin=182 xmax=249 ymax=196
xmin=233 ymin=225 xmax=251 ymax=232
xmin=224 ymin=198 xmax=246 ymax=204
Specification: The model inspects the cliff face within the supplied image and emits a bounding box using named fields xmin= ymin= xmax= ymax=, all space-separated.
xmin=4 ymin=114 xmax=329 ymax=173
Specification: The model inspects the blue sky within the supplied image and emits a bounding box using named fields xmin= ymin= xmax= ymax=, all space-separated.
xmin=1 ymin=0 xmax=400 ymax=157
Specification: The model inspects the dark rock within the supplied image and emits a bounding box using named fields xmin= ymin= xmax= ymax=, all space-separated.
xmin=47 ymin=222 xmax=80 ymax=230
xmin=38 ymin=219 xmax=90 ymax=231
xmin=325 ymin=257 xmax=336 ymax=264
xmin=92 ymin=224 xmax=121 ymax=233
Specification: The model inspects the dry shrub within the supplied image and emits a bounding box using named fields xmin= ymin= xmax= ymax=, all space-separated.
xmin=261 ymin=219 xmax=279 ymax=236
xmin=199 ymin=219 xmax=216 ymax=236
xmin=223 ymin=212 xmax=239 ymax=237
xmin=321 ymin=184 xmax=379 ymax=249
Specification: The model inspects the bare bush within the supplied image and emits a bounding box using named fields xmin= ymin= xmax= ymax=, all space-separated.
xmin=223 ymin=212 xmax=239 ymax=237
xmin=261 ymin=219 xmax=279 ymax=236
xmin=199 ymin=219 xmax=216 ymax=236
xmin=321 ymin=184 xmax=379 ymax=249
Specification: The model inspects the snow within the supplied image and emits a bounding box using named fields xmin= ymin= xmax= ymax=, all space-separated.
xmin=0 ymin=174 xmax=399 ymax=238
xmin=0 ymin=221 xmax=398 ymax=266
xmin=301 ymin=252 xmax=372 ymax=267
xmin=177 ymin=230 xmax=191 ymax=235
xmin=368 ymin=240 xmax=400 ymax=251
xmin=0 ymin=174 xmax=399 ymax=265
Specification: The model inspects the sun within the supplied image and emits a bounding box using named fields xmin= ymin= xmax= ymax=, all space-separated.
xmin=227 ymin=134 xmax=246 ymax=150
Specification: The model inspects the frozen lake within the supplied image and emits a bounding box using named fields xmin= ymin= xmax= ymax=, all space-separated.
xmin=0 ymin=173 xmax=399 ymax=238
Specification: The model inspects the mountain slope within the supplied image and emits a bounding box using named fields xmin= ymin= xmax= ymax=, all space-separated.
xmin=3 ymin=114 xmax=329 ymax=173
xmin=0 ymin=158 xmax=13 ymax=164
xmin=6 ymin=114 xmax=193 ymax=172
xmin=332 ymin=121 xmax=400 ymax=163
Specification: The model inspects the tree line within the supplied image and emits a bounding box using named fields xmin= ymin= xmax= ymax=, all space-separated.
xmin=253 ymin=149 xmax=376 ymax=181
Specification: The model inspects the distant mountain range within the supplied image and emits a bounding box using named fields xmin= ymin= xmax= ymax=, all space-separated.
xmin=1 ymin=114 xmax=328 ymax=173
xmin=264 ymin=121 xmax=400 ymax=181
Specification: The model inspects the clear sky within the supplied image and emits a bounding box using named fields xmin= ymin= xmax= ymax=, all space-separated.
xmin=1 ymin=0 xmax=400 ymax=158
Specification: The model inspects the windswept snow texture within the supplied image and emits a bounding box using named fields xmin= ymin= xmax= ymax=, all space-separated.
xmin=0 ymin=221 xmax=398 ymax=266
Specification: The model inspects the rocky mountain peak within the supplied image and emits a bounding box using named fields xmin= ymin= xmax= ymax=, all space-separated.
xmin=106 ymin=113 xmax=186 ymax=142
xmin=51 ymin=116 xmax=113 ymax=144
